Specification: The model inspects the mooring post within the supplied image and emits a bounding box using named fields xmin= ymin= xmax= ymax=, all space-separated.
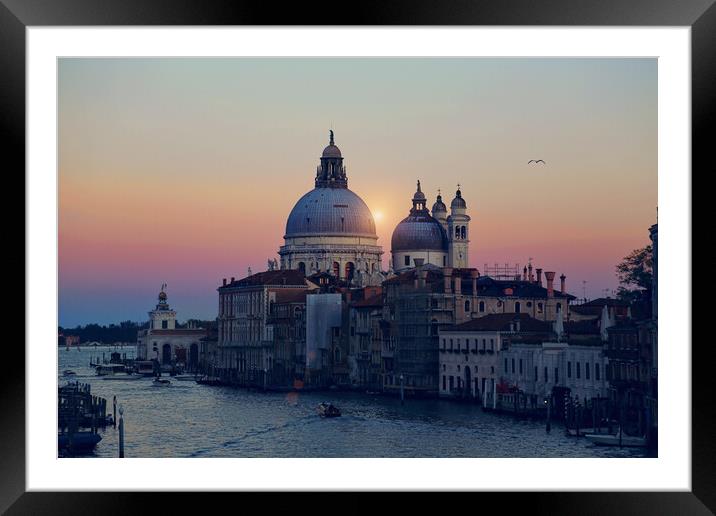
xmin=118 ymin=405 xmax=125 ymax=458
xmin=399 ymin=374 xmax=404 ymax=405
xmin=113 ymin=396 xmax=117 ymax=428
xmin=545 ymin=396 xmax=551 ymax=433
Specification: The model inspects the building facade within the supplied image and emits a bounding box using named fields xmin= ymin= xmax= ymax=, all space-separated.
xmin=136 ymin=287 xmax=206 ymax=370
xmin=216 ymin=270 xmax=315 ymax=386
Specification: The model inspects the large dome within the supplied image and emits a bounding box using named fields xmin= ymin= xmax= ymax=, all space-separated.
xmin=285 ymin=187 xmax=377 ymax=238
xmin=391 ymin=213 xmax=448 ymax=252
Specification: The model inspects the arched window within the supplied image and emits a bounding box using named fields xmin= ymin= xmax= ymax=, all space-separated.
xmin=297 ymin=262 xmax=306 ymax=274
xmin=479 ymin=301 xmax=485 ymax=312
xmin=515 ymin=301 xmax=521 ymax=313
xmin=332 ymin=262 xmax=340 ymax=277
xmin=455 ymin=226 xmax=460 ymax=238
xmin=556 ymin=303 xmax=562 ymax=313
xmin=345 ymin=262 xmax=355 ymax=280
xmin=460 ymin=226 xmax=466 ymax=239
xmin=465 ymin=300 xmax=470 ymax=312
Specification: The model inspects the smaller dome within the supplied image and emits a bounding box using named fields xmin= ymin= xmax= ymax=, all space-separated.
xmin=432 ymin=192 xmax=447 ymax=213
xmin=322 ymin=144 xmax=342 ymax=158
xmin=451 ymin=188 xmax=466 ymax=209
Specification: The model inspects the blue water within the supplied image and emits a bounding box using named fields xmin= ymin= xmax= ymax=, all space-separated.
xmin=59 ymin=346 xmax=650 ymax=458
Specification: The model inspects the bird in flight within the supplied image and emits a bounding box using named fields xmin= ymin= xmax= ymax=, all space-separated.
xmin=528 ymin=159 xmax=546 ymax=164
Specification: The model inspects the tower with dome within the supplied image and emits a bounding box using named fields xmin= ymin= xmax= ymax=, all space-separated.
xmin=279 ymin=131 xmax=383 ymax=284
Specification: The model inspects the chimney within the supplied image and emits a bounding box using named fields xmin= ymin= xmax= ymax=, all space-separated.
xmin=231 ymin=277 xmax=235 ymax=283
xmin=470 ymin=269 xmax=479 ymax=295
xmin=443 ymin=267 xmax=453 ymax=293
xmin=528 ymin=263 xmax=533 ymax=282
xmin=545 ymin=271 xmax=556 ymax=298
xmin=560 ymin=274 xmax=566 ymax=294
xmin=523 ymin=266 xmax=528 ymax=281
xmin=536 ymin=268 xmax=543 ymax=286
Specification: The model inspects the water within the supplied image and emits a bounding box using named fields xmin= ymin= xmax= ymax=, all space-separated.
xmin=59 ymin=346 xmax=651 ymax=458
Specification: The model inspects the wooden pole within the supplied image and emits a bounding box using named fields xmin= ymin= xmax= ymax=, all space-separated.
xmin=118 ymin=408 xmax=125 ymax=458
xmin=113 ymin=396 xmax=117 ymax=428
xmin=545 ymin=395 xmax=551 ymax=433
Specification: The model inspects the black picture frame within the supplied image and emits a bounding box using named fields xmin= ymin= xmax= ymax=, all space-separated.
xmin=3 ymin=0 xmax=709 ymax=512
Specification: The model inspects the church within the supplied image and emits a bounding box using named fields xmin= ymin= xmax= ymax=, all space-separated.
xmin=277 ymin=131 xmax=470 ymax=283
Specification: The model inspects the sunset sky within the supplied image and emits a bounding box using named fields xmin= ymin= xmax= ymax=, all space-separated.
xmin=58 ymin=58 xmax=657 ymax=327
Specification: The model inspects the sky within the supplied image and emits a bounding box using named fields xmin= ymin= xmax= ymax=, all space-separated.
xmin=58 ymin=58 xmax=657 ymax=327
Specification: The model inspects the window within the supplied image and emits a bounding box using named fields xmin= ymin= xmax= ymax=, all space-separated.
xmin=298 ymin=262 xmax=306 ymax=274
xmin=504 ymin=358 xmax=508 ymax=374
xmin=568 ymin=361 xmax=572 ymax=378
xmin=161 ymin=320 xmax=168 ymax=329
xmin=554 ymin=367 xmax=559 ymax=384
xmin=465 ymin=300 xmax=470 ymax=312
xmin=461 ymin=226 xmax=466 ymax=239
xmin=519 ymin=359 xmax=523 ymax=375
xmin=449 ymin=376 xmax=454 ymax=390
xmin=576 ymin=362 xmax=581 ymax=379
xmin=450 ymin=339 xmax=453 ymax=351
xmin=534 ymin=366 xmax=538 ymax=381
xmin=482 ymin=339 xmax=486 ymax=351
xmin=537 ymin=302 xmax=543 ymax=313
xmin=556 ymin=303 xmax=562 ymax=313
xmin=442 ymin=375 xmax=446 ymax=390
xmin=586 ymin=362 xmax=591 ymax=380
xmin=511 ymin=358 xmax=515 ymax=373
xmin=404 ymin=255 xmax=411 ymax=266
xmin=595 ymin=363 xmax=601 ymax=380
xmin=443 ymin=256 xmax=447 ymax=266
xmin=515 ymin=302 xmax=521 ymax=313
xmin=455 ymin=226 xmax=460 ymax=238
xmin=479 ymin=301 xmax=485 ymax=312
xmin=544 ymin=367 xmax=549 ymax=383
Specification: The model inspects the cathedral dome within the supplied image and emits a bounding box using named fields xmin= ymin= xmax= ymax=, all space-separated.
xmin=285 ymin=187 xmax=376 ymax=238
xmin=391 ymin=214 xmax=448 ymax=252
xmin=391 ymin=180 xmax=448 ymax=252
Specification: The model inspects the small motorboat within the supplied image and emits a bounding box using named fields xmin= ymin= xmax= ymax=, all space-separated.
xmin=584 ymin=428 xmax=647 ymax=447
xmin=62 ymin=370 xmax=77 ymax=377
xmin=317 ymin=402 xmax=341 ymax=418
xmin=102 ymin=373 xmax=143 ymax=381
xmin=153 ymin=378 xmax=171 ymax=386
xmin=58 ymin=431 xmax=102 ymax=451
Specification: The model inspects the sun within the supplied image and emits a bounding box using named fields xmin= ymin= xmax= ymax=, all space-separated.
xmin=373 ymin=211 xmax=384 ymax=222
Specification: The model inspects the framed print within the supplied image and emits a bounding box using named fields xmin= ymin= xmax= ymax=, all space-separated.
xmin=3 ymin=0 xmax=711 ymax=512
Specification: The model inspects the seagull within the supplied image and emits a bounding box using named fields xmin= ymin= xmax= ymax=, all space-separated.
xmin=528 ymin=160 xmax=546 ymax=164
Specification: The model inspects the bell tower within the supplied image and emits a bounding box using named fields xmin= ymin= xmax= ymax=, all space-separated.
xmin=447 ymin=186 xmax=470 ymax=268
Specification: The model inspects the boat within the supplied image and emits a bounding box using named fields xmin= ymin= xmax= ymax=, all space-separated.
xmin=173 ymin=374 xmax=199 ymax=381
xmin=584 ymin=428 xmax=647 ymax=447
xmin=134 ymin=360 xmax=157 ymax=377
xmin=62 ymin=370 xmax=77 ymax=376
xmin=153 ymin=378 xmax=171 ymax=386
xmin=58 ymin=431 xmax=102 ymax=451
xmin=95 ymin=364 xmax=127 ymax=376
xmin=317 ymin=402 xmax=341 ymax=418
xmin=102 ymin=373 xmax=143 ymax=381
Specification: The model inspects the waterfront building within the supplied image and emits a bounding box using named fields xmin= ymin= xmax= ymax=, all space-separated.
xmin=382 ymin=262 xmax=574 ymax=396
xmin=136 ymin=286 xmax=206 ymax=370
xmin=279 ymin=131 xmax=384 ymax=284
xmin=265 ymin=289 xmax=307 ymax=387
xmin=347 ymin=288 xmax=384 ymax=390
xmin=440 ymin=312 xmax=609 ymax=405
xmin=216 ymin=269 xmax=316 ymax=385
